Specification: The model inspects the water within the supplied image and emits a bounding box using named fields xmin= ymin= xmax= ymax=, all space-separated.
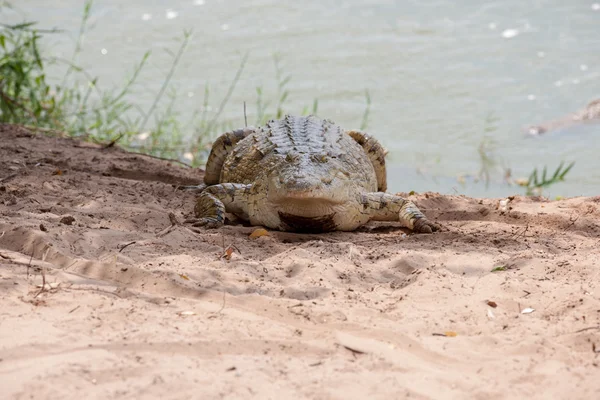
xmin=5 ymin=0 xmax=600 ymax=197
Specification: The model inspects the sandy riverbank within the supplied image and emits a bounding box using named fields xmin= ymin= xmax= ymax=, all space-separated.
xmin=1 ymin=124 xmax=599 ymax=399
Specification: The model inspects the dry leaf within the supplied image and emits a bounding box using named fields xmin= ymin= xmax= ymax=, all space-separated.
xmin=444 ymin=331 xmax=457 ymax=337
xmin=179 ymin=274 xmax=189 ymax=280
xmin=52 ymin=169 xmax=63 ymax=176
xmin=222 ymin=246 xmax=234 ymax=260
xmin=36 ymin=282 xmax=60 ymax=290
xmin=486 ymin=300 xmax=498 ymax=308
xmin=249 ymin=228 xmax=269 ymax=239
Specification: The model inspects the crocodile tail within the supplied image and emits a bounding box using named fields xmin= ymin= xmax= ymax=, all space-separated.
xmin=204 ymin=128 xmax=254 ymax=184
xmin=347 ymin=130 xmax=388 ymax=192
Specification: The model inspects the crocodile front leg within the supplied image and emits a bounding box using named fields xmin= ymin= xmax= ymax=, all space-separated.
xmin=362 ymin=192 xmax=440 ymax=233
xmin=189 ymin=183 xmax=252 ymax=228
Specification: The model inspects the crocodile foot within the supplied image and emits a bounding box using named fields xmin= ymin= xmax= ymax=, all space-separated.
xmin=184 ymin=217 xmax=223 ymax=229
xmin=413 ymin=217 xmax=441 ymax=234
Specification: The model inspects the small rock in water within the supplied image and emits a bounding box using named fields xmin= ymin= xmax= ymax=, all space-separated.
xmin=166 ymin=9 xmax=179 ymax=19
xmin=141 ymin=13 xmax=152 ymax=21
xmin=527 ymin=94 xmax=536 ymax=101
xmin=501 ymin=29 xmax=519 ymax=39
xmin=528 ymin=127 xmax=542 ymax=136
xmin=580 ymin=64 xmax=588 ymax=71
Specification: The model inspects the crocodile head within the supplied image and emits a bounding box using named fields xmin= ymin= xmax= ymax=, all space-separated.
xmin=264 ymin=151 xmax=356 ymax=231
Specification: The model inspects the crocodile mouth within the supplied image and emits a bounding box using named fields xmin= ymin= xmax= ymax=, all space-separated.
xmin=278 ymin=211 xmax=337 ymax=232
xmin=274 ymin=197 xmax=342 ymax=232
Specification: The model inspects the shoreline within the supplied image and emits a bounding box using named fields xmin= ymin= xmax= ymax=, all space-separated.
xmin=1 ymin=124 xmax=599 ymax=399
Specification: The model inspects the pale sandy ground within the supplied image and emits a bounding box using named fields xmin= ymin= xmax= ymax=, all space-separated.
xmin=1 ymin=124 xmax=599 ymax=399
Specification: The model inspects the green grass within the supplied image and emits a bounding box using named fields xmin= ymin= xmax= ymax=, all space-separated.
xmin=0 ymin=1 xmax=261 ymax=166
xmin=0 ymin=1 xmax=214 ymax=165
xmin=519 ymin=161 xmax=575 ymax=197
xmin=467 ymin=112 xmax=574 ymax=197
xmin=0 ymin=1 xmax=372 ymax=168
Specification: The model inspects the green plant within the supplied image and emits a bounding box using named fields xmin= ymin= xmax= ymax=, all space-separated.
xmin=273 ymin=53 xmax=290 ymax=120
xmin=0 ymin=1 xmax=206 ymax=160
xmin=0 ymin=21 xmax=61 ymax=127
xmin=360 ymin=89 xmax=371 ymax=130
xmin=301 ymin=98 xmax=319 ymax=116
xmin=455 ymin=112 xmax=516 ymax=190
xmin=1 ymin=1 xmax=374 ymax=169
xmin=476 ymin=112 xmax=510 ymax=188
xmin=520 ymin=161 xmax=575 ymax=196
xmin=255 ymin=54 xmax=292 ymax=125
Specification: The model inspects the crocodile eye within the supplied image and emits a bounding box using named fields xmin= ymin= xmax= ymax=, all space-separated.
xmin=310 ymin=154 xmax=327 ymax=163
xmin=286 ymin=152 xmax=299 ymax=162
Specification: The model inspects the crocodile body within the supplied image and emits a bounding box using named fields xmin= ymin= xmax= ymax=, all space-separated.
xmin=528 ymin=99 xmax=600 ymax=135
xmin=190 ymin=115 xmax=439 ymax=233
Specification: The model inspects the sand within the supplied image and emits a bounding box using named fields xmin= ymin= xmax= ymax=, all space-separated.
xmin=1 ymin=124 xmax=599 ymax=399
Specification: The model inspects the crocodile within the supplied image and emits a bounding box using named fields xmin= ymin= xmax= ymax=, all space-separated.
xmin=528 ymin=99 xmax=600 ymax=135
xmin=188 ymin=115 xmax=439 ymax=233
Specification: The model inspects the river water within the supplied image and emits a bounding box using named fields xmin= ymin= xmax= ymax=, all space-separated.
xmin=6 ymin=0 xmax=600 ymax=197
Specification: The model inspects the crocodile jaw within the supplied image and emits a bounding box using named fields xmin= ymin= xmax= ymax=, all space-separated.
xmin=273 ymin=197 xmax=344 ymax=217
xmin=278 ymin=211 xmax=337 ymax=232
xmin=272 ymin=197 xmax=347 ymax=232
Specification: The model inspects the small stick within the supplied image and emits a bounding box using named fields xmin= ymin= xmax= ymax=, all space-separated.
xmin=156 ymin=212 xmax=180 ymax=237
xmin=565 ymin=213 xmax=581 ymax=231
xmin=208 ymin=291 xmax=227 ymax=318
xmin=126 ymin=150 xmax=192 ymax=168
xmin=27 ymin=251 xmax=34 ymax=279
xmin=243 ymin=101 xmax=248 ymax=127
xmin=68 ymin=305 xmax=81 ymax=314
xmin=574 ymin=326 xmax=600 ymax=334
xmin=0 ymin=173 xmax=17 ymax=183
xmin=216 ymin=291 xmax=227 ymax=314
xmin=103 ymin=132 xmax=125 ymax=149
xmin=342 ymin=345 xmax=365 ymax=355
xmin=34 ymin=266 xmax=47 ymax=298
xmin=119 ymin=241 xmax=137 ymax=253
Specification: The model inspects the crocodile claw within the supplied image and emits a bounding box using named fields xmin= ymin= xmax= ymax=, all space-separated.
xmin=413 ymin=218 xmax=441 ymax=234
xmin=185 ymin=217 xmax=223 ymax=229
xmin=177 ymin=184 xmax=207 ymax=192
